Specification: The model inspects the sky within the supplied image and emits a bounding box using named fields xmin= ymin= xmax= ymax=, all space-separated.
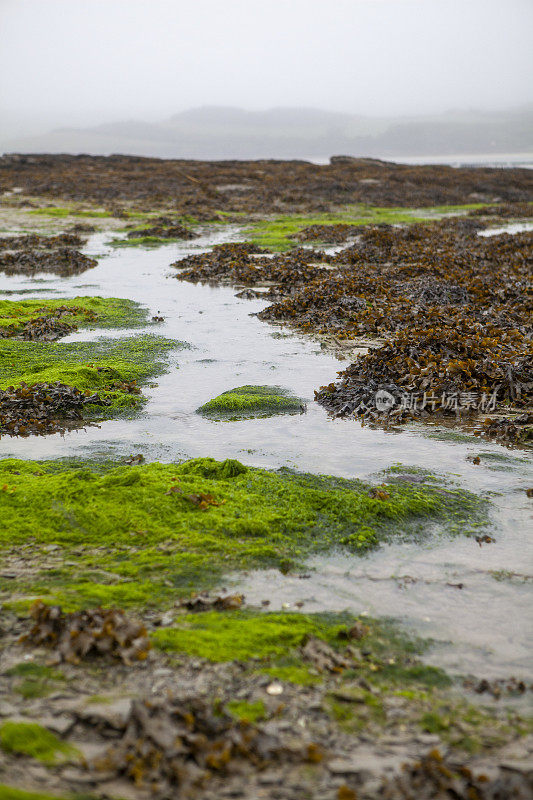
xmin=1 ymin=0 xmax=533 ymax=133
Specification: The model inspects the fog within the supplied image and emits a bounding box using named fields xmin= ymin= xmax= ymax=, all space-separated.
xmin=1 ymin=0 xmax=533 ymax=136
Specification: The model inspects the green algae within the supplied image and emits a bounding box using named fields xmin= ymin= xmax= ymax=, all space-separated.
xmin=29 ymin=207 xmax=112 ymax=219
xmin=0 ymin=334 xmax=178 ymax=416
xmin=111 ymin=235 xmax=181 ymax=247
xmin=0 ymin=457 xmax=488 ymax=609
xmin=6 ymin=663 xmax=66 ymax=700
xmin=259 ymin=665 xmax=320 ymax=686
xmin=150 ymin=607 xmax=529 ymax=750
xmin=0 ymin=722 xmax=78 ymax=765
xmin=325 ymin=683 xmax=529 ymax=750
xmin=0 ymin=296 xmax=147 ymax=334
xmin=152 ymin=608 xmax=444 ymax=688
xmin=242 ymin=204 xmax=489 ymax=251
xmin=226 ymin=700 xmax=266 ymax=723
xmin=197 ymin=385 xmax=305 ymax=420
xmin=0 ymin=788 xmax=89 ymax=800
xmin=152 ymin=610 xmax=352 ymax=662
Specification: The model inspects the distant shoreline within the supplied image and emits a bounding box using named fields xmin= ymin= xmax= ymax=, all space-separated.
xmin=2 ymin=151 xmax=533 ymax=169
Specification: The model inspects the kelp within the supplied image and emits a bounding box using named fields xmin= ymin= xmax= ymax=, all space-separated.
xmin=377 ymin=748 xmax=532 ymax=800
xmin=0 ymin=233 xmax=85 ymax=250
xmin=290 ymin=223 xmax=361 ymax=243
xmin=127 ymin=222 xmax=197 ymax=240
xmin=3 ymin=153 xmax=531 ymax=217
xmin=0 ymin=248 xmax=97 ymax=277
xmin=0 ymin=382 xmax=109 ymax=436
xmin=92 ymin=693 xmax=310 ymax=794
xmin=21 ymin=601 xmax=151 ymax=665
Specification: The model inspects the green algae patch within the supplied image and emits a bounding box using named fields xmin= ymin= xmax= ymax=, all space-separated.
xmin=0 ymin=334 xmax=179 ymax=417
xmin=111 ymin=235 xmax=181 ymax=247
xmin=0 ymin=788 xmax=82 ymax=800
xmin=151 ymin=608 xmax=529 ymax=749
xmin=0 ymin=296 xmax=147 ymax=335
xmin=242 ymin=205 xmax=487 ymax=251
xmin=153 ymin=608 xmax=448 ymax=690
xmin=197 ymin=385 xmax=305 ymax=420
xmin=226 ymin=700 xmax=266 ymax=723
xmin=152 ymin=610 xmax=351 ymax=662
xmin=0 ymin=457 xmax=488 ymax=609
xmin=6 ymin=663 xmax=66 ymax=700
xmin=29 ymin=207 xmax=112 ymax=219
xmin=0 ymin=721 xmax=78 ymax=765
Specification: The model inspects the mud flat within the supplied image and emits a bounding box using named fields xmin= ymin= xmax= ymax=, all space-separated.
xmin=0 ymin=156 xmax=532 ymax=799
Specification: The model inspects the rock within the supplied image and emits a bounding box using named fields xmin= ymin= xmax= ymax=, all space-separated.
xmin=328 ymin=752 xmax=403 ymax=779
xmin=38 ymin=714 xmax=73 ymax=735
xmin=75 ymin=697 xmax=132 ymax=729
xmin=500 ymin=759 xmax=533 ymax=776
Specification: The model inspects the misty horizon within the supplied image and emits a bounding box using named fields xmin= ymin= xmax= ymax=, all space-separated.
xmin=3 ymin=102 xmax=532 ymax=162
xmin=2 ymin=0 xmax=533 ymax=137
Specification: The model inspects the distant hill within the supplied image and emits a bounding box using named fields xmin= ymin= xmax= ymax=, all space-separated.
xmin=2 ymin=105 xmax=532 ymax=159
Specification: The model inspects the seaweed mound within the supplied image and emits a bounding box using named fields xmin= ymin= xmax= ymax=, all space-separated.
xmin=0 ymin=382 xmax=109 ymax=436
xmin=196 ymin=385 xmax=306 ymax=419
xmin=21 ymin=601 xmax=151 ymax=665
xmin=0 ymin=247 xmax=97 ymax=277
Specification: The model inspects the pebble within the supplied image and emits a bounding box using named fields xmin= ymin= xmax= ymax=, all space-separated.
xmin=266 ymin=681 xmax=284 ymax=695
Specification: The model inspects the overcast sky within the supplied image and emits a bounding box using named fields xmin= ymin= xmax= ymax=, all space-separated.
xmin=1 ymin=0 xmax=532 ymax=130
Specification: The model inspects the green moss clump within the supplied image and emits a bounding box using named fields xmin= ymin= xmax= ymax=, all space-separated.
xmin=29 ymin=207 xmax=111 ymax=219
xmin=226 ymin=700 xmax=266 ymax=723
xmin=0 ymin=722 xmax=78 ymax=765
xmin=0 ymin=334 xmax=179 ymax=416
xmin=197 ymin=385 xmax=305 ymax=419
xmin=0 ymin=296 xmax=147 ymax=334
xmin=111 ymin=235 xmax=180 ymax=247
xmin=0 ymin=787 xmax=81 ymax=800
xmin=0 ymin=458 xmax=488 ymax=609
xmin=259 ymin=665 xmax=320 ymax=686
xmin=153 ymin=610 xmax=351 ymax=662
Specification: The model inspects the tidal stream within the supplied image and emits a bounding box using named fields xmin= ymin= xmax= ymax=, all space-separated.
xmin=1 ymin=229 xmax=532 ymax=684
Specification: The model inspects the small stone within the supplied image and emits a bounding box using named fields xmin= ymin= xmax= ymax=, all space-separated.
xmin=153 ymin=667 xmax=173 ymax=678
xmin=266 ymin=681 xmax=284 ymax=696
xmin=0 ymin=701 xmax=18 ymax=717
xmin=38 ymin=714 xmax=73 ymax=735
xmin=258 ymin=771 xmax=283 ymax=785
xmin=416 ymin=733 xmax=441 ymax=745
xmin=76 ymin=698 xmax=132 ymax=729
xmin=500 ymin=760 xmax=533 ymax=775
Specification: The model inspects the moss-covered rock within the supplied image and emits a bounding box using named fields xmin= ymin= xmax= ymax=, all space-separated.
xmin=0 ymin=296 xmax=147 ymax=335
xmin=0 ymin=334 xmax=179 ymax=417
xmin=197 ymin=385 xmax=305 ymax=420
xmin=0 ymin=721 xmax=78 ymax=765
xmin=0 ymin=457 xmax=488 ymax=609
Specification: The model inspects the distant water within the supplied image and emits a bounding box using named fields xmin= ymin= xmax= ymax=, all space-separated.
xmin=306 ymin=153 xmax=533 ymax=169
